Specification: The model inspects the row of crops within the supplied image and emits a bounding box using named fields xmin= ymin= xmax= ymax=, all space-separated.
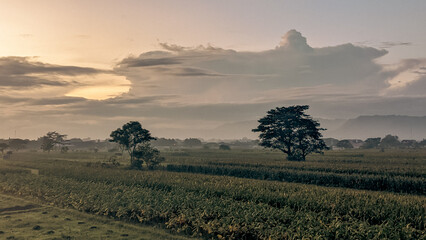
xmin=159 ymin=149 xmax=426 ymax=195
xmin=164 ymin=163 xmax=425 ymax=195
xmin=0 ymin=161 xmax=424 ymax=239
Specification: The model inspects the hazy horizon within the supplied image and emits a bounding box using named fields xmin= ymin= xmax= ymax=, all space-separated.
xmin=1 ymin=0 xmax=425 ymax=140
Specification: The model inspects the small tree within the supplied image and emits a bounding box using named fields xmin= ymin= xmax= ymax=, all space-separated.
xmin=336 ymin=140 xmax=353 ymax=149
xmin=61 ymin=146 xmax=69 ymax=153
xmin=380 ymin=134 xmax=400 ymax=148
xmin=9 ymin=139 xmax=29 ymax=152
xmin=219 ymin=144 xmax=231 ymax=150
xmin=419 ymin=139 xmax=426 ymax=148
xmin=361 ymin=137 xmax=381 ymax=149
xmin=183 ymin=138 xmax=202 ymax=147
xmin=252 ymin=105 xmax=327 ymax=161
xmin=41 ymin=131 xmax=67 ymax=153
xmin=109 ymin=121 xmax=156 ymax=169
xmin=0 ymin=143 xmax=8 ymax=154
xmin=133 ymin=143 xmax=164 ymax=169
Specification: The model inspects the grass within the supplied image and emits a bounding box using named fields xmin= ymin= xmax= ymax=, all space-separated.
xmin=0 ymin=193 xmax=195 ymax=240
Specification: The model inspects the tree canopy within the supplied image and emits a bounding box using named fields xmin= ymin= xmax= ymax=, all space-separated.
xmin=336 ymin=140 xmax=353 ymax=149
xmin=361 ymin=137 xmax=381 ymax=149
xmin=380 ymin=134 xmax=400 ymax=148
xmin=110 ymin=121 xmax=157 ymax=169
xmin=0 ymin=143 xmax=8 ymax=154
xmin=8 ymin=139 xmax=29 ymax=152
xmin=252 ymin=105 xmax=327 ymax=161
xmin=40 ymin=131 xmax=67 ymax=153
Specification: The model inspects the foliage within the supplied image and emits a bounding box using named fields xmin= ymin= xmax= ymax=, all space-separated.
xmin=0 ymin=143 xmax=8 ymax=154
xmin=253 ymin=105 xmax=328 ymax=161
xmin=109 ymin=121 xmax=155 ymax=168
xmin=40 ymin=131 xmax=67 ymax=153
xmin=152 ymin=138 xmax=178 ymax=147
xmin=183 ymin=138 xmax=202 ymax=147
xmin=336 ymin=140 xmax=353 ymax=149
xmin=219 ymin=144 xmax=231 ymax=150
xmin=8 ymin=139 xmax=29 ymax=151
xmin=361 ymin=137 xmax=381 ymax=149
xmin=133 ymin=143 xmax=164 ymax=169
xmin=61 ymin=146 xmax=69 ymax=153
xmin=3 ymin=151 xmax=13 ymax=160
xmin=380 ymin=134 xmax=401 ymax=148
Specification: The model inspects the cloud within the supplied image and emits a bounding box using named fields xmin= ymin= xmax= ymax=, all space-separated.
xmin=0 ymin=96 xmax=30 ymax=104
xmin=116 ymin=30 xmax=389 ymax=105
xmin=0 ymin=57 xmax=106 ymax=88
xmin=0 ymin=57 xmax=130 ymax=101
xmin=19 ymin=34 xmax=33 ymax=38
xmin=380 ymin=41 xmax=412 ymax=48
xmin=1 ymin=30 xmax=425 ymax=140
xmin=382 ymin=58 xmax=426 ymax=95
xmin=30 ymin=97 xmax=88 ymax=106
xmin=0 ymin=57 xmax=103 ymax=76
xmin=278 ymin=29 xmax=313 ymax=52
xmin=118 ymin=56 xmax=181 ymax=67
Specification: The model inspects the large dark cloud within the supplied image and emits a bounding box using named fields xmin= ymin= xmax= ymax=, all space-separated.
xmin=0 ymin=57 xmax=106 ymax=87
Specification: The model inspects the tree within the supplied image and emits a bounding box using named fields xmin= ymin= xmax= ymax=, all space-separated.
xmin=419 ymin=139 xmax=426 ymax=148
xmin=40 ymin=131 xmax=67 ymax=153
xmin=109 ymin=121 xmax=156 ymax=169
xmin=361 ymin=137 xmax=381 ymax=149
xmin=152 ymin=138 xmax=178 ymax=147
xmin=252 ymin=105 xmax=328 ymax=161
xmin=0 ymin=143 xmax=8 ymax=154
xmin=219 ymin=144 xmax=231 ymax=150
xmin=380 ymin=134 xmax=400 ymax=148
xmin=61 ymin=146 xmax=69 ymax=153
xmin=133 ymin=143 xmax=164 ymax=169
xmin=336 ymin=140 xmax=353 ymax=149
xmin=8 ymin=139 xmax=29 ymax=152
xmin=183 ymin=138 xmax=202 ymax=147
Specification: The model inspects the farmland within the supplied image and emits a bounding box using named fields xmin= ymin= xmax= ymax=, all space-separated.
xmin=0 ymin=149 xmax=425 ymax=239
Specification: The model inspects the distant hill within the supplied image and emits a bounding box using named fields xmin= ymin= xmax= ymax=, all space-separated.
xmin=151 ymin=115 xmax=426 ymax=141
xmin=213 ymin=115 xmax=426 ymax=141
xmin=325 ymin=115 xmax=426 ymax=140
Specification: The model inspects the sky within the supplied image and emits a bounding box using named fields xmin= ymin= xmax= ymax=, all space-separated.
xmin=0 ymin=0 xmax=425 ymax=140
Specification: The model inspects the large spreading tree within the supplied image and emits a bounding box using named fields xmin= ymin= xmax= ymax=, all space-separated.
xmin=40 ymin=131 xmax=67 ymax=153
xmin=109 ymin=121 xmax=158 ymax=169
xmin=252 ymin=105 xmax=328 ymax=161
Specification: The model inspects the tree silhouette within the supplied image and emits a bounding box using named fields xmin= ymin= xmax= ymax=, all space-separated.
xmin=0 ymin=143 xmax=8 ymax=154
xmin=253 ymin=105 xmax=327 ymax=161
xmin=40 ymin=131 xmax=67 ymax=153
xmin=110 ymin=121 xmax=156 ymax=169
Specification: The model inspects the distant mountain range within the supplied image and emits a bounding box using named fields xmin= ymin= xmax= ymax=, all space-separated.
xmin=324 ymin=115 xmax=426 ymax=140
xmin=208 ymin=115 xmax=426 ymax=141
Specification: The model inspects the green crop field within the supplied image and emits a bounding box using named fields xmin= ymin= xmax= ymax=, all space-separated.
xmin=0 ymin=149 xmax=425 ymax=239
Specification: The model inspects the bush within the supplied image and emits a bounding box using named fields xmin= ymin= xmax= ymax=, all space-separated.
xmin=219 ymin=144 xmax=231 ymax=150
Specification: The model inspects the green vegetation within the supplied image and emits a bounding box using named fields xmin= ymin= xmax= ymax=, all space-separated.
xmin=110 ymin=121 xmax=159 ymax=169
xmin=0 ymin=148 xmax=424 ymax=239
xmin=253 ymin=105 xmax=327 ymax=161
xmin=0 ymin=193 xmax=190 ymax=240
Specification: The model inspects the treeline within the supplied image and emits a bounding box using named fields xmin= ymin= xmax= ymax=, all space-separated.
xmin=0 ymin=137 xmax=258 ymax=153
xmin=325 ymin=134 xmax=426 ymax=149
xmin=0 ymin=137 xmax=115 ymax=153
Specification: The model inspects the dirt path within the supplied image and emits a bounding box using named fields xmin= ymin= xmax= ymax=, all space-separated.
xmin=0 ymin=193 xmax=193 ymax=240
